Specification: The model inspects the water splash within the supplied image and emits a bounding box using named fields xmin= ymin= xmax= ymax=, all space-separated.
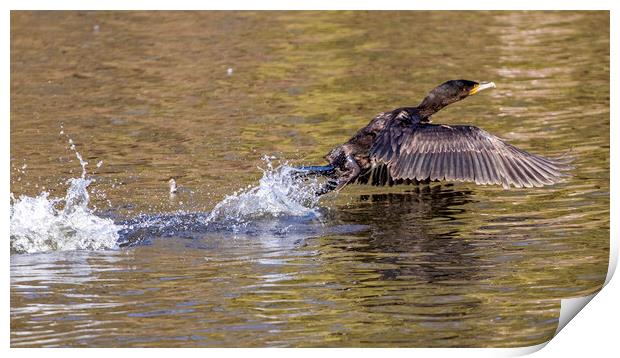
xmin=10 ymin=129 xmax=120 ymax=254
xmin=11 ymin=131 xmax=329 ymax=252
xmin=205 ymin=157 xmax=323 ymax=231
xmin=117 ymin=158 xmax=328 ymax=246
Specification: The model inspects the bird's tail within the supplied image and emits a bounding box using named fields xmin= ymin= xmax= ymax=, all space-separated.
xmin=290 ymin=165 xmax=336 ymax=179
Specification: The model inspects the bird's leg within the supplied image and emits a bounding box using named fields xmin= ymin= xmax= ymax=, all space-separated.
xmin=313 ymin=156 xmax=360 ymax=196
xmin=334 ymin=154 xmax=361 ymax=191
xmin=314 ymin=178 xmax=339 ymax=196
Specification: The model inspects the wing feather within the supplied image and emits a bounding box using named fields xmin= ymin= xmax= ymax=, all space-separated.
xmin=446 ymin=149 xmax=456 ymax=181
xmin=369 ymin=123 xmax=569 ymax=188
xmin=432 ymin=152 xmax=444 ymax=180
xmin=480 ymin=149 xmax=497 ymax=184
xmin=470 ymin=150 xmax=484 ymax=185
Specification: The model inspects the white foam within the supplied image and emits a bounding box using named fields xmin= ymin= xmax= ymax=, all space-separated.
xmin=10 ymin=178 xmax=120 ymax=254
xmin=205 ymin=157 xmax=322 ymax=230
xmin=10 ymin=131 xmax=120 ymax=254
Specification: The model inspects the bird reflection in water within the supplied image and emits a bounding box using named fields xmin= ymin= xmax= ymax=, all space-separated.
xmin=327 ymin=184 xmax=488 ymax=284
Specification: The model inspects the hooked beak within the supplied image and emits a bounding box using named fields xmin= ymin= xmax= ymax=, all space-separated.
xmin=469 ymin=81 xmax=496 ymax=95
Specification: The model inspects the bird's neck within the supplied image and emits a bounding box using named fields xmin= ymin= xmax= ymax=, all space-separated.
xmin=416 ymin=92 xmax=450 ymax=120
xmin=390 ymin=107 xmax=425 ymax=124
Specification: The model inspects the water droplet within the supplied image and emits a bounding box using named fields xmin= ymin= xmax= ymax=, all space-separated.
xmin=205 ymin=157 xmax=322 ymax=228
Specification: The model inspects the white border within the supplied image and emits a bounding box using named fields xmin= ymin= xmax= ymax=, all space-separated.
xmin=1 ymin=1 xmax=616 ymax=11
xmin=4 ymin=0 xmax=616 ymax=356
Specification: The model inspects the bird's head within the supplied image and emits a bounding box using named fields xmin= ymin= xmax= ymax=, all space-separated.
xmin=417 ymin=79 xmax=496 ymax=120
xmin=439 ymin=79 xmax=496 ymax=99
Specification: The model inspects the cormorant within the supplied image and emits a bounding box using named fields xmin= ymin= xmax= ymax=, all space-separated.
xmin=296 ymin=79 xmax=570 ymax=195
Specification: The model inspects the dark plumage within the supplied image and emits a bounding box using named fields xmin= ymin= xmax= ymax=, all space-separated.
xmin=299 ymin=79 xmax=571 ymax=195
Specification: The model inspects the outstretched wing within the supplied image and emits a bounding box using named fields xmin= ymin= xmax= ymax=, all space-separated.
xmin=369 ymin=123 xmax=570 ymax=188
